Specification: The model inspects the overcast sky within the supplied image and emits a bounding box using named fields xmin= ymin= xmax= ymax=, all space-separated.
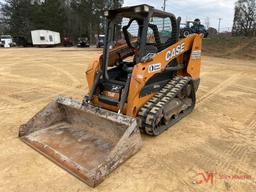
xmin=0 ymin=0 xmax=236 ymax=31
xmin=124 ymin=0 xmax=236 ymax=31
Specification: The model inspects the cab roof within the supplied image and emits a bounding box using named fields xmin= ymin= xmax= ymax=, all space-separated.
xmin=105 ymin=4 xmax=176 ymax=19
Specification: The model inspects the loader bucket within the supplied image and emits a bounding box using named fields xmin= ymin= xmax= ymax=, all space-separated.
xmin=19 ymin=96 xmax=142 ymax=187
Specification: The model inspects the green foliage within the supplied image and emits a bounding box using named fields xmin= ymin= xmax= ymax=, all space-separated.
xmin=232 ymin=0 xmax=256 ymax=36
xmin=1 ymin=0 xmax=34 ymax=37
xmin=0 ymin=0 xmax=123 ymax=42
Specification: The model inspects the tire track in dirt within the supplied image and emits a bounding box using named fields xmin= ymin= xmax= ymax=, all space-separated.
xmin=223 ymin=143 xmax=249 ymax=174
xmin=235 ymin=84 xmax=256 ymax=94
xmin=193 ymin=109 xmax=256 ymax=179
xmin=248 ymin=120 xmax=256 ymax=130
xmin=0 ymin=72 xmax=87 ymax=112
xmin=42 ymin=63 xmax=80 ymax=86
xmin=1 ymin=53 xmax=82 ymax=88
xmin=223 ymin=119 xmax=256 ymax=146
xmin=152 ymin=155 xmax=203 ymax=192
xmin=0 ymin=101 xmax=20 ymax=130
xmin=197 ymin=73 xmax=242 ymax=105
xmin=0 ymin=87 xmax=83 ymax=113
xmin=198 ymin=143 xmax=255 ymax=178
xmin=216 ymin=117 xmax=256 ymax=176
xmin=0 ymin=74 xmax=79 ymax=91
xmin=0 ymin=95 xmax=23 ymax=105
xmin=0 ymin=90 xmax=86 ymax=113
xmin=0 ymin=101 xmax=16 ymax=119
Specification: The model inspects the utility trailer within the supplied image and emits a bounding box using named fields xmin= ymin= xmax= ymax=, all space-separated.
xmin=31 ymin=30 xmax=61 ymax=47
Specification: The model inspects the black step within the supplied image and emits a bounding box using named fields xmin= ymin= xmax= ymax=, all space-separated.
xmin=98 ymin=94 xmax=119 ymax=106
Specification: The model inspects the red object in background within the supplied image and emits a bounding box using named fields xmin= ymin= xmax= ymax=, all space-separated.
xmin=63 ymin=37 xmax=73 ymax=47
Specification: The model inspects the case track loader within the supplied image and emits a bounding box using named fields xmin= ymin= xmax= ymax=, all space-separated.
xmin=19 ymin=4 xmax=203 ymax=187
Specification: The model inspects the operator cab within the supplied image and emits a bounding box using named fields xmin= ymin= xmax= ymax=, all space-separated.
xmin=90 ymin=4 xmax=180 ymax=107
xmin=102 ymin=4 xmax=180 ymax=80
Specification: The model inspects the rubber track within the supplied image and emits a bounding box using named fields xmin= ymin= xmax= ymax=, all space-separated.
xmin=137 ymin=76 xmax=193 ymax=136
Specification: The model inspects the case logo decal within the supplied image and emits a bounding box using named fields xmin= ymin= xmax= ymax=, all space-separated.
xmin=165 ymin=42 xmax=185 ymax=62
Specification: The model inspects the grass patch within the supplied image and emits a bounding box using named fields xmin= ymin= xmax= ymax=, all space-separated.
xmin=202 ymin=36 xmax=256 ymax=60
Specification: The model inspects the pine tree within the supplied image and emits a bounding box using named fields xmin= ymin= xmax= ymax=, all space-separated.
xmin=1 ymin=0 xmax=34 ymax=37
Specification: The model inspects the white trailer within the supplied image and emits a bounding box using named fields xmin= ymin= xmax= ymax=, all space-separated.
xmin=31 ymin=30 xmax=61 ymax=46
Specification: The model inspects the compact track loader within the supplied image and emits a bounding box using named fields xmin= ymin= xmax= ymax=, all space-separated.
xmin=19 ymin=4 xmax=203 ymax=187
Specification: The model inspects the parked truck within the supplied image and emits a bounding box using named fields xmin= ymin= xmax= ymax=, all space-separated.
xmin=0 ymin=35 xmax=16 ymax=48
xmin=31 ymin=30 xmax=61 ymax=47
xmin=77 ymin=37 xmax=90 ymax=47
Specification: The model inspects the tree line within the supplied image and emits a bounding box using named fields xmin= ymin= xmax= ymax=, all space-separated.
xmin=232 ymin=0 xmax=256 ymax=36
xmin=1 ymin=0 xmax=255 ymax=41
xmin=0 ymin=0 xmax=123 ymax=43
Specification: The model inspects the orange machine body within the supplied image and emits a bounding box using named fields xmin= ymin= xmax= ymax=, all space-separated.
xmin=86 ymin=34 xmax=202 ymax=117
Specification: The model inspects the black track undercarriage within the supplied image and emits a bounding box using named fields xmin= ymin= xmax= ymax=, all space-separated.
xmin=137 ymin=76 xmax=196 ymax=136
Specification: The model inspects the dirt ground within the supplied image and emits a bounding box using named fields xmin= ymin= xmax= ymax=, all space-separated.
xmin=0 ymin=48 xmax=255 ymax=192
